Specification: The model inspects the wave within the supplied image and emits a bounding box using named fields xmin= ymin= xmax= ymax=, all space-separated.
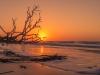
xmin=42 ymin=41 xmax=100 ymax=48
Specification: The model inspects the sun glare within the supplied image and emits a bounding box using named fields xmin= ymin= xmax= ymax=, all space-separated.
xmin=39 ymin=31 xmax=47 ymax=41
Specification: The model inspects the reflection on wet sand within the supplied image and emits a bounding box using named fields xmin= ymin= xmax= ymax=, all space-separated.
xmin=0 ymin=44 xmax=100 ymax=75
xmin=40 ymin=46 xmax=44 ymax=55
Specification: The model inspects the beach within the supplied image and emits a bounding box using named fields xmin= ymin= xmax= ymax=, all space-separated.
xmin=0 ymin=42 xmax=100 ymax=75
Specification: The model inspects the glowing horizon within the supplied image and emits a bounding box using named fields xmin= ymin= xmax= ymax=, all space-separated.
xmin=0 ymin=0 xmax=100 ymax=41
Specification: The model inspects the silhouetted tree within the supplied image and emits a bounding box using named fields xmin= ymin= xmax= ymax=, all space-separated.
xmin=0 ymin=5 xmax=41 ymax=43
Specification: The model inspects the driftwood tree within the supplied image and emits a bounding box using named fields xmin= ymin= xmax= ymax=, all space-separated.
xmin=0 ymin=5 xmax=41 ymax=43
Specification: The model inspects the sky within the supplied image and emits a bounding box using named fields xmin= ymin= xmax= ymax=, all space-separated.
xmin=0 ymin=0 xmax=100 ymax=41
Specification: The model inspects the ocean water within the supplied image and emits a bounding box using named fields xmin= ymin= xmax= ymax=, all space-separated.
xmin=0 ymin=41 xmax=100 ymax=75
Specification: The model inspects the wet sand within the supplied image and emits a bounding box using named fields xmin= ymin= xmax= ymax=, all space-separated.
xmin=0 ymin=44 xmax=100 ymax=75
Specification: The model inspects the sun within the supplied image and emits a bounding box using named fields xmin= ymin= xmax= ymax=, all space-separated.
xmin=38 ymin=31 xmax=47 ymax=41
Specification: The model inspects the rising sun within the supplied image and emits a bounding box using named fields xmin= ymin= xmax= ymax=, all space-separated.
xmin=38 ymin=31 xmax=47 ymax=41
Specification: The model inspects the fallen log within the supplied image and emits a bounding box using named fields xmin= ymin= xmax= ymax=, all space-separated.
xmin=0 ymin=54 xmax=66 ymax=63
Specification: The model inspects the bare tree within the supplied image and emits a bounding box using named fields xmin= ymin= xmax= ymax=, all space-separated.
xmin=0 ymin=5 xmax=41 ymax=43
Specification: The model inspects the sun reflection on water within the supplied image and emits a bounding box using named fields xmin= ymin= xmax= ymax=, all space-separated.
xmin=40 ymin=46 xmax=44 ymax=55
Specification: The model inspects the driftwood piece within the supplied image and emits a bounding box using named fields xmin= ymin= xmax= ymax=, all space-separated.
xmin=0 ymin=71 xmax=14 ymax=74
xmin=0 ymin=55 xmax=66 ymax=63
xmin=0 ymin=50 xmax=66 ymax=63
